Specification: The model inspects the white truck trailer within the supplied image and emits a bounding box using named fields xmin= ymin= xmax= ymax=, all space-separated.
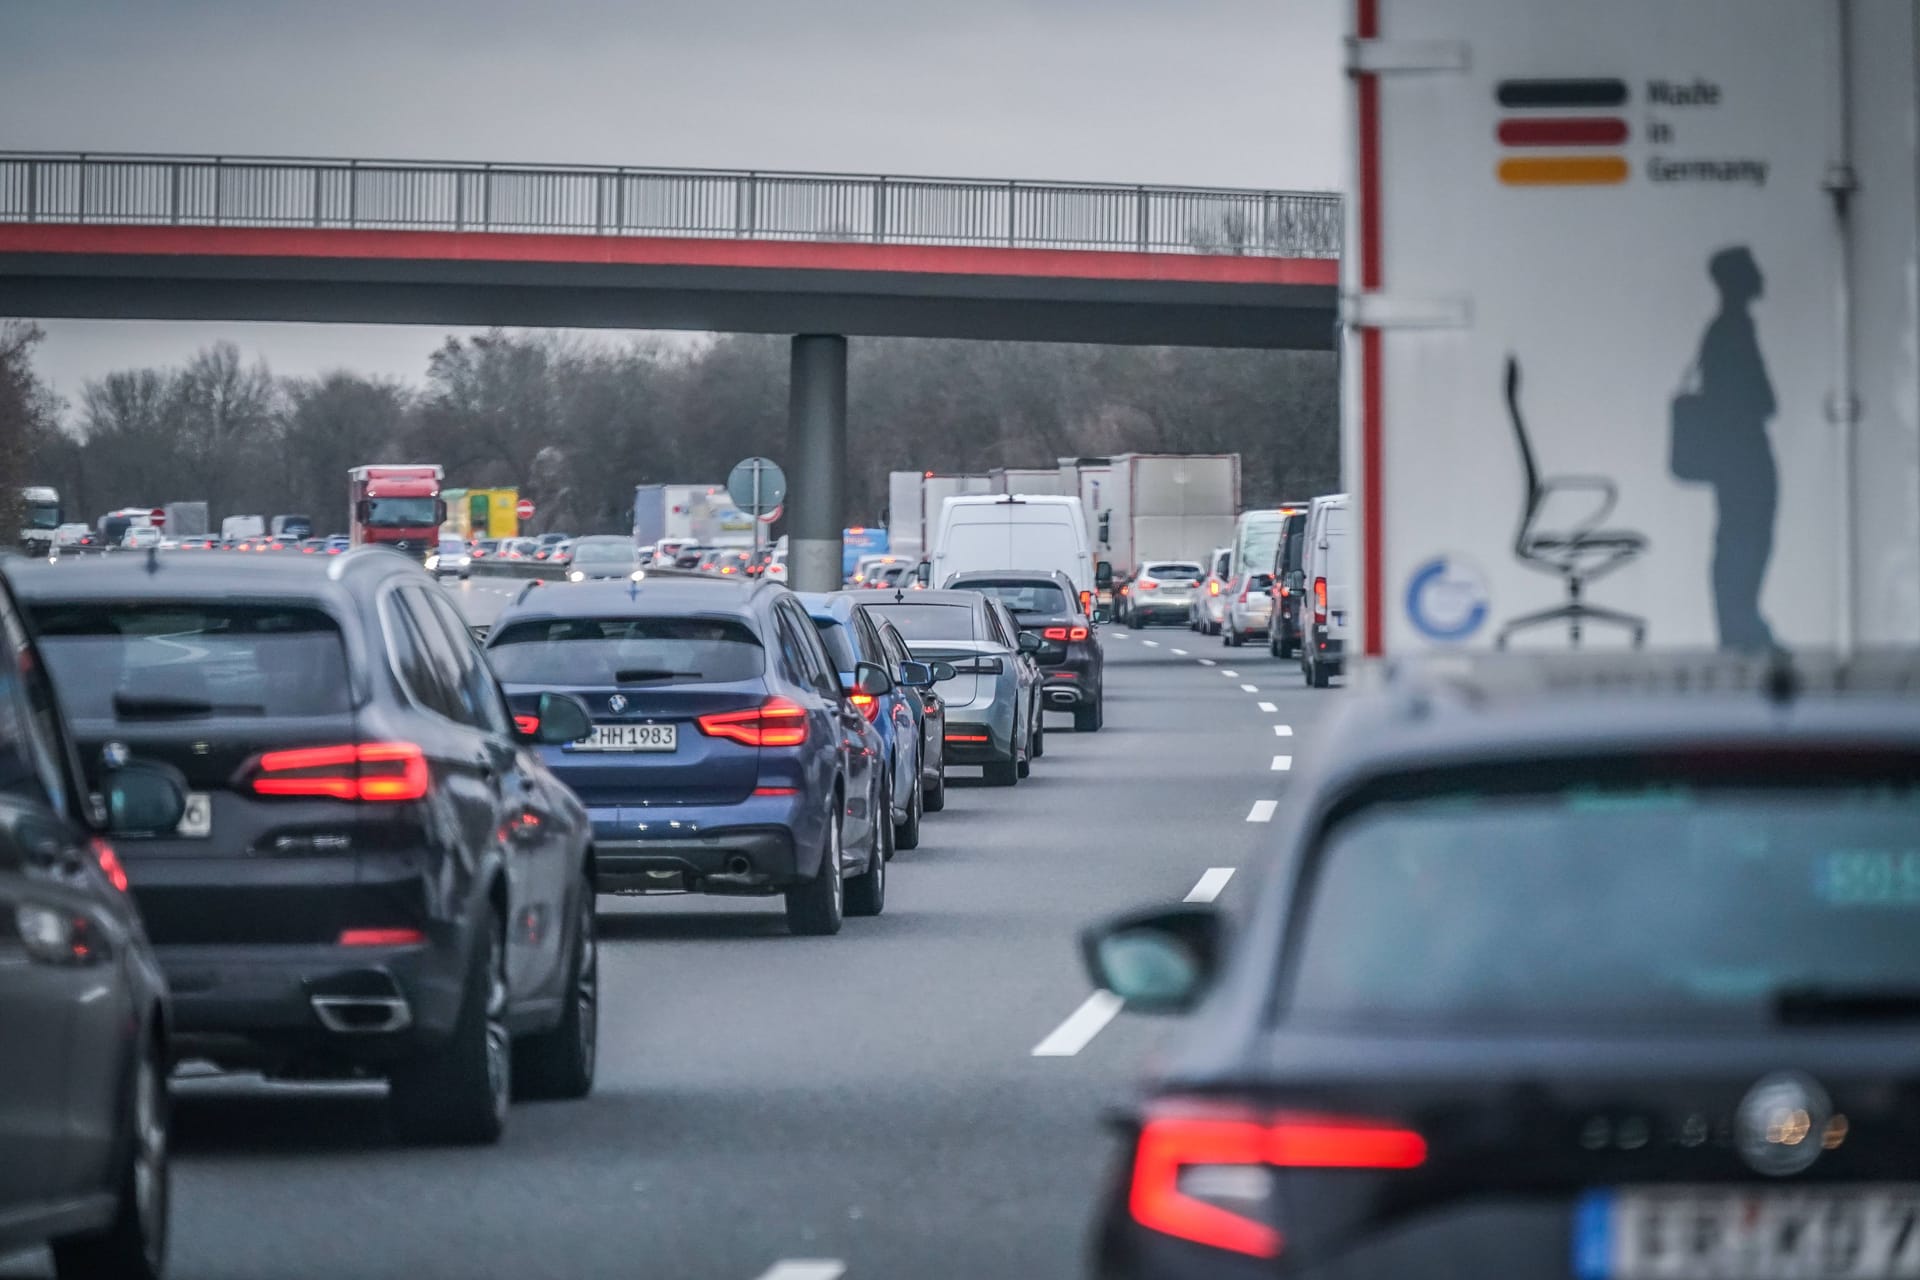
xmin=1347 ymin=0 xmax=1920 ymax=658
xmin=1096 ymin=453 xmax=1241 ymax=578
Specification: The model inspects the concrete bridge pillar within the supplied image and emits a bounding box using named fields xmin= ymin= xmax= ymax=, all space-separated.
xmin=787 ymin=334 xmax=847 ymax=594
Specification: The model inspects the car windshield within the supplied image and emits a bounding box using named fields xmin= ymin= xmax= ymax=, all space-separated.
xmin=958 ymin=581 xmax=1069 ymax=613
xmin=437 ymin=537 xmax=465 ymax=554
xmin=571 ymin=540 xmax=635 ymax=565
xmin=1286 ymin=776 xmax=1920 ymax=1028
xmin=486 ymin=615 xmax=765 ymax=684
xmin=1143 ymin=563 xmax=1202 ymax=581
xmin=863 ymin=601 xmax=975 ymax=642
xmin=30 ymin=604 xmax=352 ymax=719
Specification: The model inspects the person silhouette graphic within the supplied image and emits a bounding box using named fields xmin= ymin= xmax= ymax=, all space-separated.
xmin=1681 ymin=246 xmax=1779 ymax=652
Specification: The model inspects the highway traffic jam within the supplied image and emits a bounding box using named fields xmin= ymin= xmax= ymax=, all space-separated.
xmin=11 ymin=3 xmax=1920 ymax=1279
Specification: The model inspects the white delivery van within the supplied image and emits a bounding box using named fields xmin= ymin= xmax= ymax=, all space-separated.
xmin=1347 ymin=2 xmax=1920 ymax=659
xmin=930 ymin=494 xmax=1098 ymax=604
xmin=1300 ymin=494 xmax=1351 ymax=688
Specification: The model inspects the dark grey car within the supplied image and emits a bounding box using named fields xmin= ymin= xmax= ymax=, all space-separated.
xmin=1084 ymin=656 xmax=1920 ymax=1280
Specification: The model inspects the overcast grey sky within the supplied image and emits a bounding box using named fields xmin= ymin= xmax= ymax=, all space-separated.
xmin=3 ymin=0 xmax=1346 ymax=401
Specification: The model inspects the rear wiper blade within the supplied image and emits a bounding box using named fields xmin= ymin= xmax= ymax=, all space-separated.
xmin=613 ymin=669 xmax=701 ymax=684
xmin=1772 ymin=985 xmax=1920 ymax=1024
xmin=112 ymin=693 xmax=266 ymax=718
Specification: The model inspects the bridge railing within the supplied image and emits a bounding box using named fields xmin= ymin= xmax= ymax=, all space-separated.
xmin=0 ymin=152 xmax=1342 ymax=258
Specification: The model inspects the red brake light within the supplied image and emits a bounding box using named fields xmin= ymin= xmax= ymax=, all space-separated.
xmin=1130 ymin=1110 xmax=1425 ymax=1260
xmin=1313 ymin=576 xmax=1328 ymax=622
xmin=1208 ymin=580 xmax=1221 ymax=596
xmin=250 ymin=742 xmax=430 ymax=802
xmin=514 ymin=714 xmax=541 ymax=736
xmin=698 ymin=698 xmax=808 ymax=747
xmin=1069 ymin=626 xmax=1089 ymax=641
xmin=849 ymin=692 xmax=880 ymax=722
xmin=752 ymin=786 xmax=799 ymax=797
xmin=1043 ymin=626 xmax=1069 ymax=641
xmin=338 ymin=927 xmax=425 ymax=947
xmin=91 ymin=838 xmax=128 ymax=893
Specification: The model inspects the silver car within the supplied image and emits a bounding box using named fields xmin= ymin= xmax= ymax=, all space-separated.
xmin=862 ymin=589 xmax=1040 ymax=788
xmin=1222 ymin=569 xmax=1275 ymax=647
xmin=1188 ymin=546 xmax=1233 ymax=635
xmin=1123 ymin=559 xmax=1204 ymax=628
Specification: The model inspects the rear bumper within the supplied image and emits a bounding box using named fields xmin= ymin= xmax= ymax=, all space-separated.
xmin=594 ymin=824 xmax=800 ymax=893
xmin=1310 ymin=627 xmax=1346 ymax=668
xmin=1039 ymin=663 xmax=1097 ymax=708
xmin=943 ymin=705 xmax=1015 ymax=763
xmin=158 ymin=935 xmax=470 ymax=1071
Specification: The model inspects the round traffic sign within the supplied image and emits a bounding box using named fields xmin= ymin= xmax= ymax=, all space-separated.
xmin=515 ymin=498 xmax=535 ymax=521
xmin=149 ymin=507 xmax=166 ymax=528
xmin=727 ymin=457 xmax=787 ymax=515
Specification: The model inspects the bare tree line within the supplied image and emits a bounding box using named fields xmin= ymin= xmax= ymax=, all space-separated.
xmin=1 ymin=325 xmax=1339 ymax=536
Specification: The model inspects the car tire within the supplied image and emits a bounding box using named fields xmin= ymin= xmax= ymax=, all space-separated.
xmin=785 ymin=801 xmax=845 ymax=936
xmin=1225 ymin=624 xmax=1239 ymax=647
xmin=390 ymin=914 xmax=511 ymax=1146
xmin=924 ymin=762 xmax=946 ymax=812
xmin=1031 ymin=721 xmax=1045 ymax=759
xmin=1307 ymin=652 xmax=1330 ymax=689
xmin=52 ymin=1025 xmax=168 ymax=1280
xmin=511 ymin=873 xmax=597 ymax=1102
xmin=895 ymin=773 xmax=922 ymax=851
xmin=1074 ymin=698 xmax=1102 ymax=732
xmin=846 ymin=780 xmax=887 ymax=917
xmin=984 ymin=756 xmax=1019 ymax=786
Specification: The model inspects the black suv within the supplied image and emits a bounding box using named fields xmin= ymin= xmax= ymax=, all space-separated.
xmin=0 ymin=563 xmax=187 ymax=1280
xmin=947 ymin=570 xmax=1105 ymax=731
xmin=12 ymin=550 xmax=599 ymax=1145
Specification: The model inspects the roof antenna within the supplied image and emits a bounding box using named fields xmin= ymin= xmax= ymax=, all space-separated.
xmin=1763 ymin=652 xmax=1799 ymax=704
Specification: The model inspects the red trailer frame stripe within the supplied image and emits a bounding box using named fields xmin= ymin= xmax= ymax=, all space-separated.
xmin=1356 ymin=0 xmax=1385 ymax=657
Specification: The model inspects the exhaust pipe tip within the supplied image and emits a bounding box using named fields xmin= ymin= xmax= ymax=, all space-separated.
xmin=311 ymin=994 xmax=412 ymax=1034
xmin=724 ymin=854 xmax=752 ymax=876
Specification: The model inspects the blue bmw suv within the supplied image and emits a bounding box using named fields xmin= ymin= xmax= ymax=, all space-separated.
xmin=485 ymin=574 xmax=891 ymax=936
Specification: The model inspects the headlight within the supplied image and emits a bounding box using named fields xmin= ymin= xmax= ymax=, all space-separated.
xmin=425 ymin=555 xmax=440 ymax=570
xmin=568 ymin=570 xmax=586 ymax=582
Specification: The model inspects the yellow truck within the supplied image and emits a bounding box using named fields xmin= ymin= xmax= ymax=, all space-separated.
xmin=441 ymin=488 xmax=519 ymax=541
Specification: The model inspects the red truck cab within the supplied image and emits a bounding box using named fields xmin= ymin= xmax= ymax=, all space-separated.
xmin=348 ymin=465 xmax=445 ymax=562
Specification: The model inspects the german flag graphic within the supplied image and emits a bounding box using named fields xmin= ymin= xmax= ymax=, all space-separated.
xmin=1495 ymin=78 xmax=1630 ymax=186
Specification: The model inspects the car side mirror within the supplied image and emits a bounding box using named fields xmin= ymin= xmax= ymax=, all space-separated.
xmin=1016 ymin=630 xmax=1042 ymax=654
xmin=927 ymin=660 xmax=959 ymax=683
xmin=520 ymin=692 xmax=593 ymax=745
xmin=915 ymin=562 xmax=931 ymax=586
xmin=854 ymin=661 xmax=894 ymax=697
xmin=1092 ymin=605 xmax=1112 ymax=623
xmin=1095 ymin=561 xmax=1114 ymax=590
xmin=100 ymin=762 xmax=188 ymax=836
xmin=1081 ymin=904 xmax=1226 ymax=1015
xmin=897 ymin=660 xmax=935 ymax=688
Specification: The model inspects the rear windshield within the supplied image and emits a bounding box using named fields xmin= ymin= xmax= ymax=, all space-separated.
xmin=486 ymin=616 xmax=765 ymax=685
xmin=1286 ymin=778 xmax=1920 ymax=1028
xmin=1143 ymin=563 xmax=1202 ymax=581
xmin=31 ymin=603 xmax=352 ymax=719
xmin=863 ymin=602 xmax=975 ymax=642
xmin=810 ymin=618 xmax=859 ymax=673
xmin=959 ymin=581 xmax=1069 ymax=614
xmin=571 ymin=541 xmax=635 ymax=566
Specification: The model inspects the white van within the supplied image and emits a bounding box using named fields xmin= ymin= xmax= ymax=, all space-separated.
xmin=1299 ymin=494 xmax=1351 ymax=689
xmin=930 ymin=494 xmax=1097 ymax=605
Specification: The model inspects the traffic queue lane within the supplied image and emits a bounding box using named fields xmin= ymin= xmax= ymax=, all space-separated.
xmin=0 ymin=596 xmax=1338 ymax=1280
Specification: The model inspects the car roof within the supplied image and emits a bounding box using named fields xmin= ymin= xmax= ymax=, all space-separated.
xmin=6 ymin=547 xmax=419 ymax=604
xmin=489 ymin=572 xmax=770 ymax=630
xmin=946 ymin=569 xmax=1069 ymax=585
xmin=862 ymin=589 xmax=982 ymax=608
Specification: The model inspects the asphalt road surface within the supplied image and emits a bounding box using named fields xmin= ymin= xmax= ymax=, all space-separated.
xmin=3 ymin=605 xmax=1338 ymax=1280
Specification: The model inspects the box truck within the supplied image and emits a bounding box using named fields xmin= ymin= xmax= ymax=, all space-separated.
xmin=162 ymin=502 xmax=209 ymax=539
xmin=1346 ymin=0 xmax=1920 ymax=658
xmin=1096 ymin=454 xmax=1241 ymax=578
xmin=988 ymin=467 xmax=1068 ymax=496
xmin=442 ymin=488 xmax=520 ymax=541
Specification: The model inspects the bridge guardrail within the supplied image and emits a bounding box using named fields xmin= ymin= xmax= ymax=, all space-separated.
xmin=0 ymin=151 xmax=1343 ymax=259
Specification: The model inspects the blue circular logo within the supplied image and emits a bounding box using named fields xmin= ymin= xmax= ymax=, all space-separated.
xmin=1405 ymin=556 xmax=1489 ymax=642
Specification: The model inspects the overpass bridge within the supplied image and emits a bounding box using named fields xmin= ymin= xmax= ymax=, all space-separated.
xmin=0 ymin=152 xmax=1343 ymax=588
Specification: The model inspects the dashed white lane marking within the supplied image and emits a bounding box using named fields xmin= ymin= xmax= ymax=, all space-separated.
xmin=1142 ymin=640 xmax=1159 ymax=647
xmin=1272 ymin=755 xmax=1293 ymax=771
xmin=1222 ymin=670 xmax=1239 ymax=678
xmin=1112 ymin=632 xmax=1130 ymax=639
xmin=1240 ymin=684 xmax=1258 ymax=693
xmin=1032 ymin=990 xmax=1125 ymax=1057
xmin=1274 ymin=724 xmax=1294 ymax=736
xmin=1185 ymin=867 xmax=1236 ymax=903
xmin=1247 ymin=799 xmax=1279 ymax=823
xmin=1198 ymin=658 xmax=1217 ymax=667
xmin=1171 ymin=648 xmax=1188 ymax=656
xmin=1258 ymin=701 xmax=1277 ymax=713
xmin=755 ymin=1263 xmax=847 ymax=1280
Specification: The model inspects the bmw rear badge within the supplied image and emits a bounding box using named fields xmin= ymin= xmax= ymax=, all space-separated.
xmin=607 ymin=694 xmax=628 ymax=713
xmin=101 ymin=741 xmax=130 ymax=769
xmin=1735 ymin=1072 xmax=1830 ymax=1176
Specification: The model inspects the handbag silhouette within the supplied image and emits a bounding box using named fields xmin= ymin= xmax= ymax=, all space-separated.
xmin=1669 ymin=360 xmax=1717 ymax=482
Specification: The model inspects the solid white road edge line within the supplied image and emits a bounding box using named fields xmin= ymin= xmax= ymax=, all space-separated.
xmin=1185 ymin=867 xmax=1236 ymax=903
xmin=1258 ymin=701 xmax=1277 ymax=712
xmin=1247 ymin=799 xmax=1279 ymax=823
xmin=755 ymin=1262 xmax=848 ymax=1280
xmin=1032 ymin=990 xmax=1126 ymax=1057
xmin=1272 ymin=755 xmax=1293 ymax=771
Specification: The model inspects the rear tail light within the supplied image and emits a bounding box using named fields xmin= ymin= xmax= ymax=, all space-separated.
xmin=945 ymin=732 xmax=989 ymax=743
xmin=513 ymin=713 xmax=541 ymax=736
xmin=338 ymin=927 xmax=424 ymax=947
xmin=1313 ymin=577 xmax=1328 ymax=623
xmin=849 ymin=692 xmax=880 ymax=721
xmin=249 ymin=742 xmax=430 ymax=802
xmin=1138 ymin=577 xmax=1158 ymax=590
xmin=1042 ymin=626 xmax=1091 ymax=642
xmin=698 ymin=698 xmax=808 ymax=747
xmin=1208 ymin=580 xmax=1221 ymax=596
xmin=1130 ymin=1108 xmax=1426 ymax=1260
xmin=91 ymin=839 xmax=128 ymax=893
xmin=752 ymin=786 xmax=798 ymax=797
